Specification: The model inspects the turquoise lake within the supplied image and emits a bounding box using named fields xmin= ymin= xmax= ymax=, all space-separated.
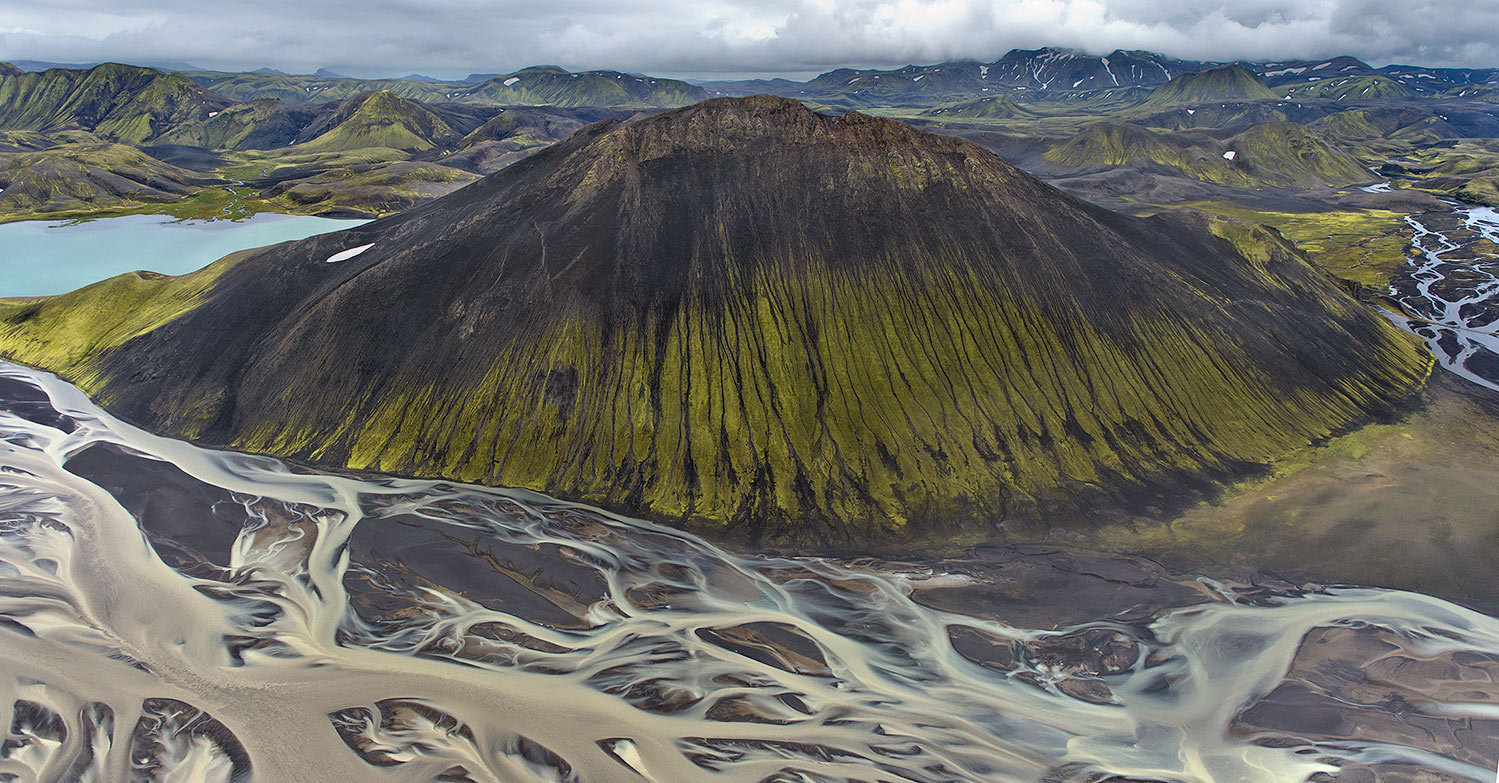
xmin=0 ymin=213 xmax=368 ymax=297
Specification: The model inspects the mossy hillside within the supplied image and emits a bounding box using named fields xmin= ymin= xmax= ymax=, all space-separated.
xmin=187 ymin=67 xmax=706 ymax=109
xmin=0 ymin=141 xmax=220 ymax=221
xmin=186 ymin=70 xmax=465 ymax=105
xmin=1312 ymin=109 xmax=1391 ymax=143
xmin=1040 ymin=121 xmax=1370 ymax=189
xmin=1026 ymin=86 xmax=1152 ymax=113
xmin=1171 ymin=202 xmax=1414 ymax=289
xmin=291 ymin=91 xmax=460 ymax=153
xmin=255 ymin=160 xmax=478 ymax=215
xmin=223 ymin=146 xmax=409 ymax=181
xmin=1387 ymin=139 xmax=1499 ymax=205
xmin=1142 ymin=65 xmax=1277 ymax=107
xmin=801 ymin=64 xmax=995 ymax=107
xmin=456 ymin=67 xmax=706 ymax=108
xmin=459 ymin=110 xmax=592 ymax=150
xmin=1276 ymin=75 xmax=1414 ymax=101
xmin=1043 ymin=123 xmax=1229 ymax=176
xmin=1446 ymin=85 xmax=1499 ymax=102
xmin=5 ymin=97 xmax=1432 ymax=546
xmin=0 ymin=63 xmax=226 ymax=143
xmin=923 ymin=95 xmax=1035 ymax=120
xmin=1311 ymin=118 xmax=1499 ymax=207
xmin=0 ymin=251 xmax=242 ymax=389
xmin=255 ymin=252 xmax=1427 ymax=545
xmin=1087 ymin=379 xmax=1499 ymax=604
xmin=1225 ymin=122 xmax=1371 ymax=185
xmin=153 ymin=99 xmax=320 ymax=151
xmin=1455 ymin=176 xmax=1499 ymax=206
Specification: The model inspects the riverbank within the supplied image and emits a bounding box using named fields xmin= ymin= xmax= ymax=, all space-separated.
xmin=0 ymin=359 xmax=1495 ymax=782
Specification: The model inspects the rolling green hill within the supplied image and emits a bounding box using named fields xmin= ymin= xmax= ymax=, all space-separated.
xmin=153 ymin=99 xmax=320 ymax=150
xmin=0 ymin=139 xmax=218 ymax=220
xmin=1143 ymin=65 xmax=1277 ymax=107
xmin=186 ymin=70 xmax=461 ymax=105
xmin=0 ymin=63 xmax=226 ymax=143
xmin=923 ymin=95 xmax=1036 ymax=120
xmin=290 ymin=90 xmax=459 ymax=153
xmin=1276 ymin=76 xmax=1414 ymax=101
xmin=1039 ymin=121 xmax=1370 ymax=189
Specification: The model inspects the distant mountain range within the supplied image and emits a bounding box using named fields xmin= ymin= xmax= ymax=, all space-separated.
xmin=0 ymin=62 xmax=643 ymax=220
xmin=6 ymin=58 xmax=204 ymax=73
xmin=3 ymin=47 xmax=1493 ymax=114
xmin=183 ymin=64 xmax=706 ymax=108
xmin=700 ymin=47 xmax=1499 ymax=106
xmin=1 ymin=48 xmax=1495 ymax=223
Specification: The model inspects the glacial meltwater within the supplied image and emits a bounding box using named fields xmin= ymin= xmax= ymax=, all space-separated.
xmin=0 ymin=360 xmax=1496 ymax=783
xmin=0 ymin=214 xmax=368 ymax=298
xmin=1388 ymin=203 xmax=1499 ymax=393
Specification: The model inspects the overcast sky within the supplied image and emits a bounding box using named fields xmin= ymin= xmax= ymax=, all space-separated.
xmin=1 ymin=0 xmax=1495 ymax=79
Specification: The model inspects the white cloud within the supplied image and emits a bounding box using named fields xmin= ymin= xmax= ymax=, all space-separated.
xmin=0 ymin=0 xmax=1492 ymax=77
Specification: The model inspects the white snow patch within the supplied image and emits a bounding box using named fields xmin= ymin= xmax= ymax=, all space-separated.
xmin=1072 ymin=78 xmax=1085 ymax=88
xmin=325 ymin=243 xmax=374 ymax=263
xmin=1186 ymin=108 xmax=1196 ymax=114
xmin=207 ymin=111 xmax=219 ymax=118
xmin=1100 ymin=56 xmax=1119 ymax=86
xmin=1222 ymin=150 xmax=1236 ymax=160
xmin=979 ymin=64 xmax=989 ymax=78
xmin=503 ymin=77 xmax=520 ymax=86
xmin=1313 ymin=61 xmax=1335 ymax=70
xmin=913 ymin=75 xmax=924 ymax=82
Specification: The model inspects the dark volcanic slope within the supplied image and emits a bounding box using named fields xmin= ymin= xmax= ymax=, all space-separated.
xmin=1 ymin=96 xmax=1430 ymax=545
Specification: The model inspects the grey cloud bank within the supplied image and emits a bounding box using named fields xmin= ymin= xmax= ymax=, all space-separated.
xmin=1 ymin=0 xmax=1496 ymax=78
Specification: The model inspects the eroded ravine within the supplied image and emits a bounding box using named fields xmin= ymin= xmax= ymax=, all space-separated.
xmin=0 ymin=360 xmax=1495 ymax=782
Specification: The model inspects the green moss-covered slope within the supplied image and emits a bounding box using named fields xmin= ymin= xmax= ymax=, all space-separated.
xmin=1144 ymin=65 xmax=1277 ymax=107
xmin=0 ymin=63 xmax=226 ymax=143
xmin=0 ymin=139 xmax=219 ymax=219
xmin=153 ymin=99 xmax=320 ymax=150
xmin=0 ymin=252 xmax=240 ymax=385
xmin=0 ymin=96 xmax=1431 ymax=546
xmin=255 ymin=160 xmax=478 ymax=215
xmin=290 ymin=91 xmax=459 ymax=153
xmin=923 ymin=95 xmax=1035 ymax=120
xmin=185 ymin=70 xmax=460 ymax=105
xmin=460 ymin=66 xmax=706 ymax=108
xmin=1040 ymin=121 xmax=1371 ymax=188
xmin=1276 ymin=75 xmax=1414 ymax=101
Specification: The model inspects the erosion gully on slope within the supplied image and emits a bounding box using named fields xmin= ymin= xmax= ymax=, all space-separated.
xmin=0 ymin=360 xmax=1496 ymax=782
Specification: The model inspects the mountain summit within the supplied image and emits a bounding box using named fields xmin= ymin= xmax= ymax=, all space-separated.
xmin=1144 ymin=64 xmax=1278 ymax=106
xmin=0 ymin=96 xmax=1429 ymax=545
